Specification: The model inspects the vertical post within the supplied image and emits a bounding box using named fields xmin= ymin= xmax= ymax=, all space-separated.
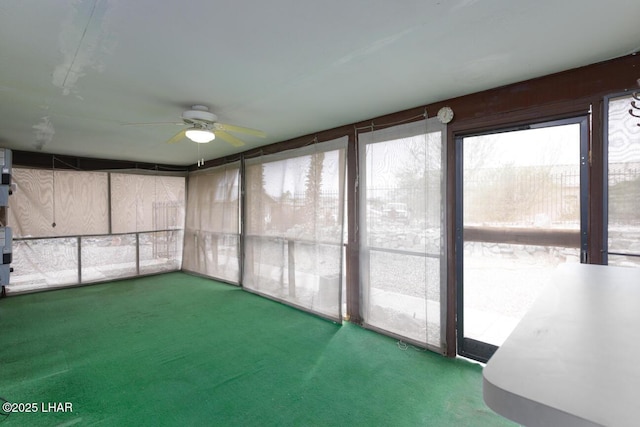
xmin=346 ymin=130 xmax=362 ymax=323
xmin=338 ymin=144 xmax=346 ymax=318
xmin=77 ymin=236 xmax=82 ymax=284
xmin=445 ymin=129 xmax=458 ymax=357
xmin=107 ymin=173 xmax=112 ymax=235
xmin=588 ymin=100 xmax=605 ymax=265
xmin=136 ymin=232 xmax=140 ymax=275
xmin=239 ymin=158 xmax=246 ymax=286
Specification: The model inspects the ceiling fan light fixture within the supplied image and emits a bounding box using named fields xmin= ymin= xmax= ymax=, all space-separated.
xmin=185 ymin=128 xmax=215 ymax=143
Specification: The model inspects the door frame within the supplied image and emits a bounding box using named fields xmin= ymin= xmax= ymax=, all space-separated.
xmin=454 ymin=116 xmax=589 ymax=362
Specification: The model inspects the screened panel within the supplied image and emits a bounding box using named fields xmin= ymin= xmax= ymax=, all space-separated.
xmin=7 ymin=169 xmax=184 ymax=293
xmin=6 ymin=237 xmax=79 ymax=293
xmin=111 ymin=173 xmax=185 ymax=233
xmin=244 ymin=138 xmax=347 ymax=320
xmin=140 ymin=230 xmax=184 ymax=275
xmin=607 ymin=94 xmax=640 ymax=266
xmin=359 ymin=118 xmax=445 ymax=351
xmin=182 ymin=163 xmax=240 ymax=282
xmin=183 ymin=230 xmax=239 ymax=281
xmin=366 ymin=251 xmax=442 ymax=345
xmin=9 ymin=168 xmax=109 ymax=237
xmin=81 ymin=234 xmax=137 ymax=282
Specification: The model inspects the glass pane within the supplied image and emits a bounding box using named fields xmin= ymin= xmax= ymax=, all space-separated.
xmin=607 ymin=254 xmax=640 ymax=268
xmin=607 ymin=95 xmax=640 ymax=259
xmin=464 ymin=243 xmax=579 ymax=346
xmin=463 ymin=124 xmax=581 ymax=347
xmin=464 ymin=127 xmax=581 ymax=230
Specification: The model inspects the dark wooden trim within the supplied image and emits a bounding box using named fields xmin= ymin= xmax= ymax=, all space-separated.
xmin=588 ymin=97 xmax=606 ymax=264
xmin=445 ymin=125 xmax=457 ymax=358
xmin=464 ymin=227 xmax=581 ymax=248
xmin=345 ymin=130 xmax=362 ymax=324
xmin=193 ymin=55 xmax=640 ymax=173
xmin=449 ymin=98 xmax=591 ymax=135
xmin=12 ymin=150 xmax=187 ymax=172
xmin=186 ymin=54 xmax=624 ymax=170
xmin=189 ymin=126 xmax=357 ymax=171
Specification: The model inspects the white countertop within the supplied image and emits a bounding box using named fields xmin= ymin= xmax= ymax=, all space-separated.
xmin=483 ymin=263 xmax=640 ymax=427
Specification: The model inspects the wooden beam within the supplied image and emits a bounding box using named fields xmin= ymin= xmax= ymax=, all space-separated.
xmin=463 ymin=226 xmax=581 ymax=248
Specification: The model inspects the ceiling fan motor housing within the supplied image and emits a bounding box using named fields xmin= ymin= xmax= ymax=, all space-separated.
xmin=182 ymin=105 xmax=217 ymax=126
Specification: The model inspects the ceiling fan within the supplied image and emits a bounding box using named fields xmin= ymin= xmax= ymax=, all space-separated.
xmin=128 ymin=105 xmax=266 ymax=147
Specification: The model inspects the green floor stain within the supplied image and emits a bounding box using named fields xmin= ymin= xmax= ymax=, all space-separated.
xmin=0 ymin=273 xmax=515 ymax=426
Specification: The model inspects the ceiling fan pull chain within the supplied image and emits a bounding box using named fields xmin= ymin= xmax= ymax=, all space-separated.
xmin=196 ymin=143 xmax=205 ymax=167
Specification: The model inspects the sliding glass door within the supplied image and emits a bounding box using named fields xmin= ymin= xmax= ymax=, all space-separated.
xmin=456 ymin=117 xmax=588 ymax=362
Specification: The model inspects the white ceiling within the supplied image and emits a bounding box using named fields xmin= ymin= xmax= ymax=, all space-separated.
xmin=1 ymin=0 xmax=639 ymax=166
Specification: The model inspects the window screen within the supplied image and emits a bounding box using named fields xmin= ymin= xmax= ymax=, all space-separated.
xmin=359 ymin=118 xmax=446 ymax=352
xmin=183 ymin=163 xmax=240 ymax=283
xmin=244 ymin=137 xmax=347 ymax=320
xmin=606 ymin=94 xmax=640 ymax=267
xmin=7 ymin=168 xmax=185 ymax=294
xmin=111 ymin=173 xmax=185 ymax=233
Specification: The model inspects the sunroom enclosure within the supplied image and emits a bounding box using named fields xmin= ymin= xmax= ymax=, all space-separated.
xmin=4 ymin=54 xmax=640 ymax=360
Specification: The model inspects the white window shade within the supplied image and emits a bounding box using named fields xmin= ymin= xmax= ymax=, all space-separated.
xmin=7 ymin=168 xmax=185 ymax=294
xmin=244 ymin=137 xmax=347 ymax=320
xmin=182 ymin=163 xmax=240 ymax=283
xmin=9 ymin=168 xmax=108 ymax=238
xmin=110 ymin=173 xmax=185 ymax=233
xmin=359 ymin=118 xmax=446 ymax=352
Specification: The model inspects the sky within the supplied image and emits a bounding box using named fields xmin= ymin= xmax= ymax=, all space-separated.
xmin=463 ymin=124 xmax=580 ymax=169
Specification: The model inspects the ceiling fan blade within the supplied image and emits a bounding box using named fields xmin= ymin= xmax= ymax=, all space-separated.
xmin=214 ymin=122 xmax=266 ymax=138
xmin=166 ymin=129 xmax=187 ymax=144
xmin=122 ymin=121 xmax=184 ymax=126
xmin=215 ymin=131 xmax=245 ymax=147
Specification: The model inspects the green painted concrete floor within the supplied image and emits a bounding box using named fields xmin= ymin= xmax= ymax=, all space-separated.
xmin=0 ymin=272 xmax=516 ymax=426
